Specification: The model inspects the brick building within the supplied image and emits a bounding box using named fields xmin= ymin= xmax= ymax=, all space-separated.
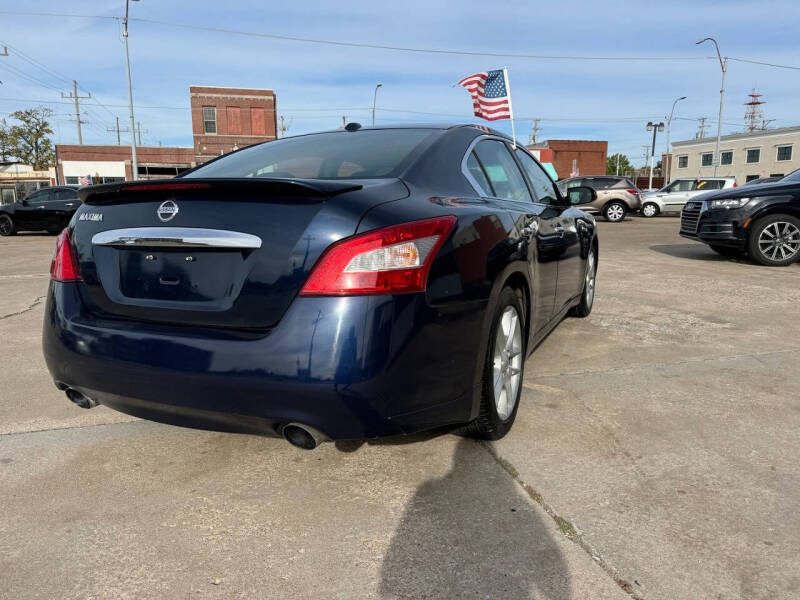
xmin=528 ymin=140 xmax=608 ymax=179
xmin=55 ymin=85 xmax=277 ymax=184
xmin=190 ymin=86 xmax=277 ymax=162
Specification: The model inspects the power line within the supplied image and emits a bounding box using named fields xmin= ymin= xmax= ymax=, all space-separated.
xmin=728 ymin=57 xmax=800 ymax=71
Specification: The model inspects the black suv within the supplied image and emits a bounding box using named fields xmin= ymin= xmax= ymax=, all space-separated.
xmin=0 ymin=186 xmax=81 ymax=236
xmin=680 ymin=170 xmax=800 ymax=266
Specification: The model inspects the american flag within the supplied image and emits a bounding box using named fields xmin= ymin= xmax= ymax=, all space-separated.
xmin=78 ymin=174 xmax=92 ymax=186
xmin=457 ymin=69 xmax=512 ymax=121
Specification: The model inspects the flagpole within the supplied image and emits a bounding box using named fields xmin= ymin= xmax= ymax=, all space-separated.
xmin=503 ymin=66 xmax=516 ymax=149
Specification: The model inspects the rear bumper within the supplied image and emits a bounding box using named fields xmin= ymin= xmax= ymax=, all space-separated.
xmin=43 ymin=282 xmax=484 ymax=440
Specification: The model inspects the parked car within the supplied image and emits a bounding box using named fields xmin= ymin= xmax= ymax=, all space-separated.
xmin=557 ymin=176 xmax=640 ymax=222
xmin=0 ymin=186 xmax=81 ymax=236
xmin=42 ymin=124 xmax=599 ymax=448
xmin=640 ymin=177 xmax=736 ymax=217
xmin=680 ymin=169 xmax=800 ymax=266
xmin=742 ymin=176 xmax=783 ymax=187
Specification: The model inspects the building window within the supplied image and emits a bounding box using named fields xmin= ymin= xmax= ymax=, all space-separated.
xmin=745 ymin=175 xmax=760 ymax=182
xmin=701 ymin=153 xmax=713 ymax=167
xmin=746 ymin=148 xmax=760 ymax=164
xmin=251 ymin=107 xmax=266 ymax=136
xmin=777 ymin=145 xmax=792 ymax=161
xmin=720 ymin=151 xmax=733 ymax=165
xmin=677 ymin=155 xmax=688 ymax=168
xmin=226 ymin=106 xmax=242 ymax=135
xmin=202 ymin=107 xmax=217 ymax=134
xmin=65 ymin=176 xmax=79 ymax=185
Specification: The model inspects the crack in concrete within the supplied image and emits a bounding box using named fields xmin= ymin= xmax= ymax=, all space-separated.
xmin=480 ymin=440 xmax=646 ymax=600
xmin=0 ymin=417 xmax=141 ymax=438
xmin=0 ymin=295 xmax=45 ymax=321
xmin=526 ymin=346 xmax=800 ymax=380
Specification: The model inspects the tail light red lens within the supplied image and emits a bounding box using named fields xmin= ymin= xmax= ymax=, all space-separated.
xmin=299 ymin=216 xmax=457 ymax=296
xmin=733 ymin=182 xmax=738 ymax=188
xmin=50 ymin=228 xmax=82 ymax=282
xmin=626 ymin=189 xmax=639 ymax=195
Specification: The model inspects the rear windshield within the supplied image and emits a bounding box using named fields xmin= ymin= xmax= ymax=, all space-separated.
xmin=184 ymin=129 xmax=438 ymax=180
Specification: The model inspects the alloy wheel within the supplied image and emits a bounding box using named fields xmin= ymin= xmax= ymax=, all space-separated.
xmin=757 ymin=221 xmax=800 ymax=262
xmin=493 ymin=306 xmax=523 ymax=421
xmin=642 ymin=204 xmax=657 ymax=217
xmin=606 ymin=204 xmax=625 ymax=222
xmin=0 ymin=216 xmax=12 ymax=236
xmin=585 ymin=251 xmax=596 ymax=307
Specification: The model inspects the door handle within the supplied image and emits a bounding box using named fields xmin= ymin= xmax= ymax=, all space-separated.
xmin=520 ymin=221 xmax=538 ymax=238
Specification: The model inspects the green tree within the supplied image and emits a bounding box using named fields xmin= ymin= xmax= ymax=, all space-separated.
xmin=606 ymin=153 xmax=632 ymax=175
xmin=9 ymin=106 xmax=55 ymax=170
xmin=0 ymin=118 xmax=14 ymax=162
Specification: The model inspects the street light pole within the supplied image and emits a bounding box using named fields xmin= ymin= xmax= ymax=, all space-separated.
xmin=665 ymin=95 xmax=686 ymax=182
xmin=371 ymin=83 xmax=382 ymax=126
xmin=123 ymin=0 xmax=140 ymax=180
xmin=646 ymin=121 xmax=665 ymax=191
xmin=697 ymin=37 xmax=727 ymax=177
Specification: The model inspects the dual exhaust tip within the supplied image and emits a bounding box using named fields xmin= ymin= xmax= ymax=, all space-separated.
xmin=62 ymin=387 xmax=326 ymax=450
xmin=65 ymin=387 xmax=99 ymax=409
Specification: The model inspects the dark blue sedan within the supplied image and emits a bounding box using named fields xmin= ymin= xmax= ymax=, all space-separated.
xmin=43 ymin=124 xmax=599 ymax=449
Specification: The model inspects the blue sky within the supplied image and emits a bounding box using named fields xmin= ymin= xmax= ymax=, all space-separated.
xmin=1 ymin=0 xmax=799 ymax=166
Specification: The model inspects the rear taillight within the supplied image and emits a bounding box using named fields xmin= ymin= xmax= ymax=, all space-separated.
xmin=733 ymin=182 xmax=738 ymax=188
xmin=626 ymin=189 xmax=639 ymax=195
xmin=50 ymin=228 xmax=82 ymax=282
xmin=299 ymin=216 xmax=457 ymax=296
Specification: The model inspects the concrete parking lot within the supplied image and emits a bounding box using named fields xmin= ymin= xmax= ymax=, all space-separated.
xmin=1 ymin=219 xmax=799 ymax=600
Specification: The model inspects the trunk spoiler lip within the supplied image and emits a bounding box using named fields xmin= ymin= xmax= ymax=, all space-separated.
xmin=78 ymin=177 xmax=365 ymax=205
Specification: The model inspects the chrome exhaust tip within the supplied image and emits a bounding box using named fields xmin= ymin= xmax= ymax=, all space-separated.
xmin=65 ymin=388 xmax=98 ymax=409
xmin=282 ymin=423 xmax=328 ymax=450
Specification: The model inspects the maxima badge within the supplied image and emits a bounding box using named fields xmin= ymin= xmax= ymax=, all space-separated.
xmin=157 ymin=200 xmax=179 ymax=222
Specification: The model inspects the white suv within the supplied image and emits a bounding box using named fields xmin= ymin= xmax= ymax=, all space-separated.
xmin=640 ymin=177 xmax=737 ymax=217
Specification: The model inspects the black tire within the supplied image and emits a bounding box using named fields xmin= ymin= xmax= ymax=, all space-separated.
xmin=0 ymin=214 xmax=15 ymax=236
xmin=569 ymin=245 xmax=597 ymax=318
xmin=709 ymin=245 xmax=745 ymax=258
xmin=459 ymin=286 xmax=526 ymax=440
xmin=603 ymin=201 xmax=627 ymax=222
xmin=747 ymin=214 xmax=800 ymax=266
xmin=641 ymin=202 xmax=659 ymax=218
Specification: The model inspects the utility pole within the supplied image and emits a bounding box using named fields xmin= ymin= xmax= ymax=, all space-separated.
xmin=529 ymin=118 xmax=541 ymax=145
xmin=123 ymin=0 xmax=140 ymax=180
xmin=615 ymin=153 xmax=620 ymax=176
xmin=136 ymin=121 xmax=148 ymax=146
xmin=696 ymin=117 xmax=708 ymax=139
xmin=0 ymin=46 xmax=7 ymax=56
xmin=342 ymin=115 xmax=347 ymax=128
xmin=61 ymin=80 xmax=91 ymax=144
xmin=106 ymin=117 xmax=130 ymax=146
xmin=665 ymin=96 xmax=686 ymax=181
xmin=696 ymin=37 xmax=727 ymax=176
xmin=646 ymin=121 xmax=665 ymax=191
xmin=278 ymin=116 xmax=292 ymax=138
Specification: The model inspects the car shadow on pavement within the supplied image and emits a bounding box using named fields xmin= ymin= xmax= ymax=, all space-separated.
xmin=378 ymin=438 xmax=573 ymax=599
xmin=649 ymin=243 xmax=732 ymax=262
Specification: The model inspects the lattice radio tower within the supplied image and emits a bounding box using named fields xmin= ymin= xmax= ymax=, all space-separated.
xmin=744 ymin=89 xmax=766 ymax=132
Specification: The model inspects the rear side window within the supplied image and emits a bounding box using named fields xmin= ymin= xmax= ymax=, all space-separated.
xmin=473 ymin=140 xmax=532 ymax=203
xmin=185 ymin=129 xmax=437 ymax=180
xmin=515 ymin=149 xmax=559 ymax=205
xmin=694 ymin=179 xmax=724 ymax=191
xmin=466 ymin=153 xmax=494 ymax=196
xmin=586 ymin=177 xmax=618 ymax=189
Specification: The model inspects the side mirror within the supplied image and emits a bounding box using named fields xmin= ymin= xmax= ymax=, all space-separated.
xmin=567 ymin=186 xmax=596 ymax=206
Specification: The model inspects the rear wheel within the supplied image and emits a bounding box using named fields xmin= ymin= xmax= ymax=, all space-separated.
xmin=604 ymin=201 xmax=627 ymax=222
xmin=460 ymin=287 xmax=525 ymax=440
xmin=569 ymin=247 xmax=597 ymax=318
xmin=641 ymin=202 xmax=659 ymax=218
xmin=709 ymin=245 xmax=745 ymax=258
xmin=0 ymin=214 xmax=15 ymax=236
xmin=748 ymin=214 xmax=800 ymax=266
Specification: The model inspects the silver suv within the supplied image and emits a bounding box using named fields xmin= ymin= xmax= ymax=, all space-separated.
xmin=640 ymin=177 xmax=737 ymax=217
xmin=557 ymin=176 xmax=641 ymax=222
